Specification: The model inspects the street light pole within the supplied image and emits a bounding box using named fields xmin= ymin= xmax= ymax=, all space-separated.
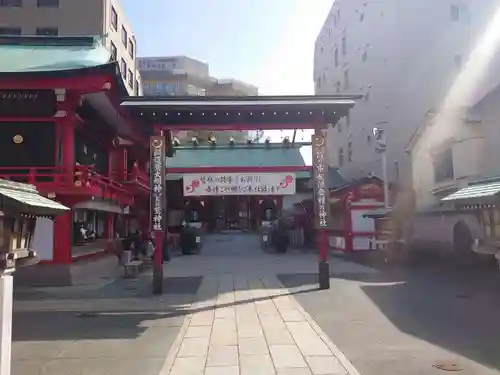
xmin=373 ymin=124 xmax=389 ymax=208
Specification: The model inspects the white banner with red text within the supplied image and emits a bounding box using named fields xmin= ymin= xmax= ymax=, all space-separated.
xmin=182 ymin=173 xmax=296 ymax=196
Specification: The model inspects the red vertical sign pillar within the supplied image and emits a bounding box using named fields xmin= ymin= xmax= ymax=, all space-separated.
xmin=150 ymin=132 xmax=166 ymax=294
xmin=312 ymin=131 xmax=330 ymax=290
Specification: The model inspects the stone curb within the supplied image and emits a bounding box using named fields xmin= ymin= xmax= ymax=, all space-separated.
xmin=278 ymin=280 xmax=362 ymax=375
xmin=158 ymin=313 xmax=192 ymax=375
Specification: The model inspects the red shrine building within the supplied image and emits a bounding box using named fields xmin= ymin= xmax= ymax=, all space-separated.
xmin=0 ymin=36 xmax=150 ymax=284
xmin=0 ymin=35 xmax=363 ymax=285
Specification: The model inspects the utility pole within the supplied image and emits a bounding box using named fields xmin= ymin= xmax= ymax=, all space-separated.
xmin=373 ymin=123 xmax=389 ymax=208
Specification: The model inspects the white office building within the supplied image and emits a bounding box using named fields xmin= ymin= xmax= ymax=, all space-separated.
xmin=314 ymin=0 xmax=500 ymax=184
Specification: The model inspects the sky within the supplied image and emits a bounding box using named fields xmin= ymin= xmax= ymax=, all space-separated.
xmin=121 ymin=0 xmax=334 ymax=95
xmin=120 ymin=0 xmax=334 ymax=163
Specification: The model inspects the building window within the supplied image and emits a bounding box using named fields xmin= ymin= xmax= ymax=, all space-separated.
xmin=344 ymin=70 xmax=349 ymax=89
xmin=346 ymin=113 xmax=351 ymax=127
xmin=337 ymin=121 xmax=342 ymax=133
xmin=336 ymin=80 xmax=341 ymax=93
xmin=36 ymin=27 xmax=58 ymax=36
xmin=0 ymin=27 xmax=21 ymax=35
xmin=342 ymin=36 xmax=347 ymax=55
xmin=128 ymin=69 xmax=133 ymax=87
xmin=360 ymin=13 xmax=364 ymax=22
xmin=450 ymin=5 xmax=460 ymax=22
xmin=110 ymin=41 xmax=117 ymax=61
xmin=121 ymin=26 xmax=127 ymax=47
xmin=37 ymin=0 xmax=58 ymax=6
xmin=111 ymin=6 xmax=118 ymax=30
xmin=0 ymin=0 xmax=22 ymax=6
xmin=134 ymin=80 xmax=140 ymax=96
xmin=339 ymin=148 xmax=344 ymax=166
xmin=433 ymin=147 xmax=454 ymax=183
xmin=121 ymin=58 xmax=127 ymax=80
xmin=128 ymin=38 xmax=134 ymax=58
xmin=454 ymin=54 xmax=463 ymax=69
xmin=347 ymin=141 xmax=353 ymax=161
xmin=334 ymin=47 xmax=339 ymax=67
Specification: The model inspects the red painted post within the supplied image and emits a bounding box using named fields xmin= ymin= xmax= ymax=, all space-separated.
xmin=60 ymin=116 xmax=75 ymax=184
xmin=319 ymin=229 xmax=328 ymax=262
xmin=53 ymin=212 xmax=72 ymax=264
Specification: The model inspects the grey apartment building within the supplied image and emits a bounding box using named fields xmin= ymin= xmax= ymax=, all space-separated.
xmin=138 ymin=56 xmax=258 ymax=97
xmin=314 ymin=0 xmax=500 ymax=184
xmin=0 ymin=0 xmax=141 ymax=95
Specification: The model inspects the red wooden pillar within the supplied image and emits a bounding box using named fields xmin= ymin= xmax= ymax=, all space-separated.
xmin=53 ymin=212 xmax=72 ymax=264
xmin=344 ymin=194 xmax=354 ymax=252
xmin=108 ymin=145 xmax=116 ymax=180
xmin=105 ymin=213 xmax=114 ymax=239
xmin=116 ymin=146 xmax=128 ymax=181
xmin=60 ymin=115 xmax=75 ymax=178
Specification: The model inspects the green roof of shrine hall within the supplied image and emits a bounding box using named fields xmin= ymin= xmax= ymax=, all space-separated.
xmin=166 ymin=142 xmax=312 ymax=180
xmin=0 ymin=35 xmax=112 ymax=74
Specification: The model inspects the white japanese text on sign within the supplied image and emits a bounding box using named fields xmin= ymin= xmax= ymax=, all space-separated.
xmin=150 ymin=137 xmax=165 ymax=232
xmin=312 ymin=135 xmax=329 ymax=228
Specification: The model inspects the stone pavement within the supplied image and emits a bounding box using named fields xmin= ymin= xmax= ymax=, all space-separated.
xmin=162 ymin=273 xmax=358 ymax=375
xmin=12 ymin=233 xmax=370 ymax=375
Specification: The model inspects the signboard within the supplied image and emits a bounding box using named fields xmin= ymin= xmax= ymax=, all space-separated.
xmin=0 ymin=90 xmax=57 ymax=118
xmin=183 ymin=173 xmax=296 ymax=196
xmin=150 ymin=136 xmax=166 ymax=232
xmin=312 ymin=134 xmax=330 ymax=229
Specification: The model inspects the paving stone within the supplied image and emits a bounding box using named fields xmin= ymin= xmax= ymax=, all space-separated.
xmin=286 ymin=322 xmax=332 ymax=356
xmin=210 ymin=329 xmax=238 ymax=345
xmin=269 ymin=345 xmax=307 ymax=369
xmin=185 ymin=326 xmax=212 ymax=339
xmin=238 ymin=324 xmax=264 ymax=338
xmin=260 ymin=315 xmax=287 ymax=330
xmin=305 ymin=356 xmax=347 ymax=375
xmin=276 ymin=369 xmax=314 ymax=375
xmin=190 ymin=311 xmax=215 ymax=326
xmin=240 ymin=354 xmax=276 ymax=375
xmin=280 ymin=310 xmax=305 ymax=322
xmin=177 ymin=338 xmax=210 ymax=357
xmin=264 ymin=328 xmax=296 ymax=345
xmin=215 ymin=307 xmax=235 ymax=319
xmin=239 ymin=336 xmax=269 ymax=355
xmin=213 ymin=317 xmax=237 ymax=332
xmin=204 ymin=366 xmax=240 ymax=375
xmin=207 ymin=345 xmax=239 ymax=366
xmin=170 ymin=356 xmax=206 ymax=375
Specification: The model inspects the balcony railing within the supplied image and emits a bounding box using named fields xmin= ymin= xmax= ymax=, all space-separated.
xmin=74 ymin=165 xmax=134 ymax=203
xmin=0 ymin=166 xmax=134 ymax=205
xmin=0 ymin=166 xmax=66 ymax=185
xmin=126 ymin=166 xmax=150 ymax=193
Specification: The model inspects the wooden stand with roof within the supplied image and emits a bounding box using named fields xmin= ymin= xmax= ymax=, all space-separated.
xmin=0 ymin=179 xmax=68 ymax=375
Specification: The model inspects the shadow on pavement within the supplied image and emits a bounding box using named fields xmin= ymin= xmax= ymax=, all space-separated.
xmin=360 ymin=267 xmax=500 ymax=371
xmin=279 ymin=267 xmax=500 ymax=373
xmin=13 ymin=275 xmax=318 ymax=342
